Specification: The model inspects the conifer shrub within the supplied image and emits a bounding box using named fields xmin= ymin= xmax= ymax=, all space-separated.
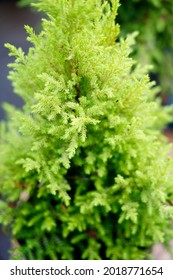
xmin=18 ymin=0 xmax=173 ymax=97
xmin=1 ymin=0 xmax=173 ymax=260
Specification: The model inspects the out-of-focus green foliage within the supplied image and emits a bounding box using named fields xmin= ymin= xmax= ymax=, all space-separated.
xmin=17 ymin=0 xmax=37 ymax=7
xmin=18 ymin=0 xmax=173 ymax=97
xmin=117 ymin=0 xmax=173 ymax=97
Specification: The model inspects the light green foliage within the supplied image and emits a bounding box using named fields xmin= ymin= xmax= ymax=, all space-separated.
xmin=18 ymin=0 xmax=173 ymax=97
xmin=1 ymin=0 xmax=173 ymax=260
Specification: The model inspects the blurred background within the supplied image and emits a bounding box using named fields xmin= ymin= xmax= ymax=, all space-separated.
xmin=0 ymin=0 xmax=173 ymax=259
xmin=0 ymin=0 xmax=41 ymax=259
xmin=118 ymin=0 xmax=173 ymax=103
xmin=0 ymin=0 xmax=41 ymax=120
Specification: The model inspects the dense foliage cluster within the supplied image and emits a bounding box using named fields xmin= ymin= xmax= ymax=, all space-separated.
xmin=18 ymin=0 xmax=173 ymax=97
xmin=1 ymin=0 xmax=173 ymax=260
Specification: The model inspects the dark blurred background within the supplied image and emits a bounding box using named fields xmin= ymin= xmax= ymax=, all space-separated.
xmin=0 ymin=0 xmax=41 ymax=120
xmin=0 ymin=0 xmax=41 ymax=259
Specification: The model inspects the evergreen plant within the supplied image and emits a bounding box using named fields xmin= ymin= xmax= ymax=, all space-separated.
xmin=1 ymin=0 xmax=173 ymax=260
xmin=18 ymin=0 xmax=173 ymax=97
